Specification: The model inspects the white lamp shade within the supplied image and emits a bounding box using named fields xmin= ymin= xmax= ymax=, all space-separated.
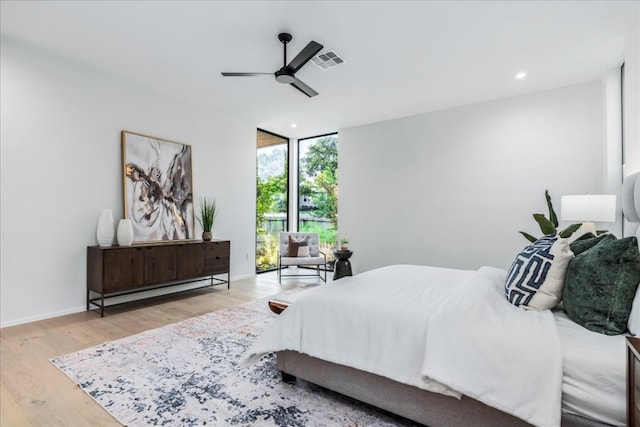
xmin=560 ymin=195 xmax=616 ymax=223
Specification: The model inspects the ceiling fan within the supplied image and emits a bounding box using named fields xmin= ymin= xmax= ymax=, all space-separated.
xmin=221 ymin=33 xmax=323 ymax=98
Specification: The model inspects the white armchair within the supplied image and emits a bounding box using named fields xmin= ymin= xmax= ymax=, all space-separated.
xmin=278 ymin=232 xmax=327 ymax=284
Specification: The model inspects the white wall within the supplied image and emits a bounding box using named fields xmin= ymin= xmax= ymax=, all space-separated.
xmin=0 ymin=36 xmax=257 ymax=327
xmin=603 ymin=69 xmax=623 ymax=238
xmin=623 ymin=3 xmax=640 ymax=178
xmin=622 ymin=4 xmax=640 ymax=237
xmin=339 ymin=82 xmax=605 ymax=273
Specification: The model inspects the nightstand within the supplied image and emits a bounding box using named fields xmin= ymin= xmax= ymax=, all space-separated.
xmin=627 ymin=337 xmax=640 ymax=427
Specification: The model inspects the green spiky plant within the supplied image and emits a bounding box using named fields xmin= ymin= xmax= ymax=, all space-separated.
xmin=197 ymin=197 xmax=218 ymax=233
xmin=339 ymin=237 xmax=350 ymax=250
xmin=519 ymin=190 xmax=582 ymax=243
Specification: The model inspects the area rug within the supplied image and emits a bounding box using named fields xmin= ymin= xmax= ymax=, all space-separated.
xmin=51 ymin=291 xmax=418 ymax=426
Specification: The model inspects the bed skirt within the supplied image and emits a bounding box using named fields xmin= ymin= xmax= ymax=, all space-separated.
xmin=275 ymin=351 xmax=610 ymax=427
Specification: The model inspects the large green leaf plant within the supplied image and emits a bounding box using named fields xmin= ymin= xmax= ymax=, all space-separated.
xmin=519 ymin=190 xmax=582 ymax=243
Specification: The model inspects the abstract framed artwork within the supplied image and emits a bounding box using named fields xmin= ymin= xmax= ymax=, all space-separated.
xmin=121 ymin=131 xmax=195 ymax=243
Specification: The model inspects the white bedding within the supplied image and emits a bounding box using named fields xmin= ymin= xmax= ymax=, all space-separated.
xmin=248 ymin=264 xmax=563 ymax=427
xmin=250 ymin=265 xmax=474 ymax=396
xmin=554 ymin=310 xmax=626 ymax=426
xmin=421 ymin=266 xmax=563 ymax=427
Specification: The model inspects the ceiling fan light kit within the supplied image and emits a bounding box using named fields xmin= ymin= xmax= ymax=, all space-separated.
xmin=221 ymin=32 xmax=324 ymax=97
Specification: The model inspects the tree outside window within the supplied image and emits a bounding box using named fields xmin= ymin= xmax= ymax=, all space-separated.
xmin=256 ymin=143 xmax=288 ymax=272
xmin=299 ymin=134 xmax=338 ymax=254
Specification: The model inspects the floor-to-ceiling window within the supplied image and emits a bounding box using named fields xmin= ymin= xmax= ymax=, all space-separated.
xmin=256 ymin=129 xmax=289 ymax=273
xmin=298 ymin=133 xmax=338 ymax=256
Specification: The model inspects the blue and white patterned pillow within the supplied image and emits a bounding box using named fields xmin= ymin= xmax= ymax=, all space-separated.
xmin=505 ymin=233 xmax=574 ymax=311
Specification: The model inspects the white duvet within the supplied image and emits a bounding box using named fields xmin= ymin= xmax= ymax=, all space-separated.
xmin=247 ymin=265 xmax=563 ymax=427
xmin=554 ymin=310 xmax=626 ymax=426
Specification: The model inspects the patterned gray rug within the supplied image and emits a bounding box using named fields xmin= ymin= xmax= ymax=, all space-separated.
xmin=51 ymin=291 xmax=418 ymax=426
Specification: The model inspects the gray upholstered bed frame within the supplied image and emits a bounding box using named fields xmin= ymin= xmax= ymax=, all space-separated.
xmin=276 ymin=350 xmax=610 ymax=427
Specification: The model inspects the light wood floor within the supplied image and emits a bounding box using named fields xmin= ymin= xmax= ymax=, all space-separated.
xmin=0 ymin=272 xmax=314 ymax=426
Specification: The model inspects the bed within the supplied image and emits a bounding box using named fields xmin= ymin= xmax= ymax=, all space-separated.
xmin=248 ymin=264 xmax=629 ymax=427
xmin=275 ymin=306 xmax=627 ymax=427
xmin=248 ymin=174 xmax=640 ymax=427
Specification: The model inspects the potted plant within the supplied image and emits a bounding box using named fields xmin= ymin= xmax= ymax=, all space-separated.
xmin=519 ymin=190 xmax=582 ymax=242
xmin=197 ymin=197 xmax=218 ymax=241
xmin=339 ymin=237 xmax=349 ymax=251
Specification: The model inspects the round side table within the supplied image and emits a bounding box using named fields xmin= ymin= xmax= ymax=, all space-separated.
xmin=332 ymin=250 xmax=353 ymax=280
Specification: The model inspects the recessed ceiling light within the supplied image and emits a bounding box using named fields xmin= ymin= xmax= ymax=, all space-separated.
xmin=291 ymin=123 xmax=297 ymax=128
xmin=516 ymin=72 xmax=527 ymax=80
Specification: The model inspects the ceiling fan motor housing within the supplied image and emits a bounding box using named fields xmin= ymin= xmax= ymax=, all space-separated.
xmin=275 ymin=69 xmax=295 ymax=84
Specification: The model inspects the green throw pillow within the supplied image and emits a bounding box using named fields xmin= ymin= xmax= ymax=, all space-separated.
xmin=568 ymin=232 xmax=601 ymax=255
xmin=563 ymin=235 xmax=640 ymax=335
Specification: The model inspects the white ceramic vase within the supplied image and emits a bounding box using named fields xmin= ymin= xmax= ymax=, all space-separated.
xmin=96 ymin=209 xmax=114 ymax=247
xmin=117 ymin=218 xmax=134 ymax=246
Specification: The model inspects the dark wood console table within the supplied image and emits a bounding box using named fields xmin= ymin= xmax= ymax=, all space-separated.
xmin=87 ymin=240 xmax=230 ymax=317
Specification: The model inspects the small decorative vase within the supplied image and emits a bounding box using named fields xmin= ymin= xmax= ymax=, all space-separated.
xmin=96 ymin=209 xmax=114 ymax=247
xmin=117 ymin=219 xmax=134 ymax=246
xmin=202 ymin=231 xmax=212 ymax=241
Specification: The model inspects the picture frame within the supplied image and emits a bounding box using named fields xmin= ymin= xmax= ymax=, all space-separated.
xmin=121 ymin=131 xmax=195 ymax=243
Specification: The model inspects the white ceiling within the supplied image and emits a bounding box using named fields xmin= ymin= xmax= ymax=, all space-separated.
xmin=0 ymin=1 xmax=636 ymax=139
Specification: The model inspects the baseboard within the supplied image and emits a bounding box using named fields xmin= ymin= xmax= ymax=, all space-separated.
xmin=1 ymin=305 xmax=86 ymax=329
xmin=231 ymin=273 xmax=256 ymax=281
xmin=1 ymin=274 xmax=257 ymax=329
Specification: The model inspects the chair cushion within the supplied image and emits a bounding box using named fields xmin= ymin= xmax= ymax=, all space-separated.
xmin=280 ymin=256 xmax=326 ymax=266
xmin=288 ymin=235 xmax=310 ymax=257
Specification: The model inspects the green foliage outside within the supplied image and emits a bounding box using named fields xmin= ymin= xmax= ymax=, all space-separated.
xmin=300 ymin=136 xmax=338 ymax=231
xmin=255 ymin=135 xmax=339 ymax=272
xmin=256 ymin=232 xmax=280 ymax=271
xmin=299 ymin=221 xmax=337 ymax=262
xmin=256 ymin=173 xmax=287 ymax=232
xmin=298 ymin=221 xmax=335 ymax=243
xmin=256 ymin=146 xmax=288 ymax=271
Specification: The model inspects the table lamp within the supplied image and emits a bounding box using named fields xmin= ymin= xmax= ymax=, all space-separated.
xmin=560 ymin=194 xmax=616 ymax=227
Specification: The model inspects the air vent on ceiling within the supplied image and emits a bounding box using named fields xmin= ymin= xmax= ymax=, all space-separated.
xmin=312 ymin=50 xmax=345 ymax=70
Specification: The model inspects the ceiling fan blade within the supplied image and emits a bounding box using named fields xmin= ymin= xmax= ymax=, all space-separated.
xmin=290 ymin=78 xmax=319 ymax=98
xmin=221 ymin=72 xmax=272 ymax=77
xmin=286 ymin=41 xmax=323 ymax=73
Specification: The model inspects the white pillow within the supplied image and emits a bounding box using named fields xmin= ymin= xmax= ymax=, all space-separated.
xmin=505 ymin=234 xmax=574 ymax=311
xmin=297 ymin=246 xmax=310 ymax=257
xmin=628 ymin=285 xmax=640 ymax=335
